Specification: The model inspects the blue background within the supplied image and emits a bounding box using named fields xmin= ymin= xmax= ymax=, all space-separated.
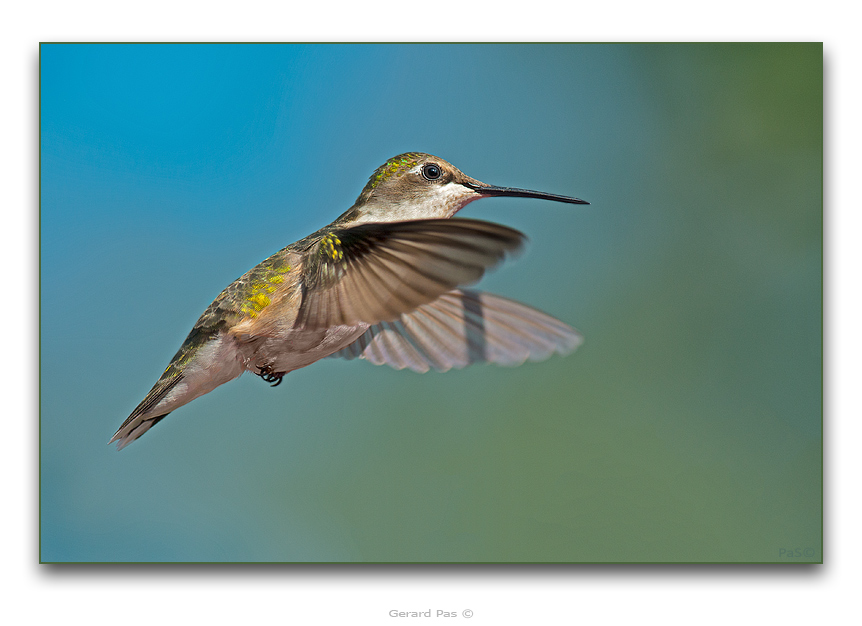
xmin=40 ymin=43 xmax=821 ymax=562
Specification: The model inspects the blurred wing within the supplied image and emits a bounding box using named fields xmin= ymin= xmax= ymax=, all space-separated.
xmin=330 ymin=289 xmax=582 ymax=372
xmin=296 ymin=219 xmax=524 ymax=329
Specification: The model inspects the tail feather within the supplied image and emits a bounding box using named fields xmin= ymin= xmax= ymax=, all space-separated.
xmin=110 ymin=329 xmax=245 ymax=450
xmin=110 ymin=412 xmax=171 ymax=450
xmin=109 ymin=373 xmax=183 ymax=449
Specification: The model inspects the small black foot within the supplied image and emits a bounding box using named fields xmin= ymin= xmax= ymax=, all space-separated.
xmin=257 ymin=364 xmax=286 ymax=387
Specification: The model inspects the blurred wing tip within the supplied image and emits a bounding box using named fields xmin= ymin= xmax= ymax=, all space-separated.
xmin=557 ymin=329 xmax=585 ymax=355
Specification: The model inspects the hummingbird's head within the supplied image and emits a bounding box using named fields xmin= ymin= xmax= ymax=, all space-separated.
xmin=337 ymin=152 xmax=588 ymax=226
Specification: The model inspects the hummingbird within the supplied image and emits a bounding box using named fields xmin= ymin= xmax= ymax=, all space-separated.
xmin=110 ymin=152 xmax=589 ymax=450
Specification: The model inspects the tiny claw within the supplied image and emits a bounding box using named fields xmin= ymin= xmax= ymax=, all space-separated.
xmin=264 ymin=374 xmax=284 ymax=387
xmin=257 ymin=364 xmax=285 ymax=387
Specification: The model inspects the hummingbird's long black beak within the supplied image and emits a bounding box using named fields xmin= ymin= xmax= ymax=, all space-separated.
xmin=464 ymin=182 xmax=589 ymax=205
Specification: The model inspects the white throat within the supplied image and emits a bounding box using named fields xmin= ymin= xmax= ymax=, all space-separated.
xmin=351 ymin=182 xmax=481 ymax=224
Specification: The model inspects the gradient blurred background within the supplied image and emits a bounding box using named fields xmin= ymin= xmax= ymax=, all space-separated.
xmin=40 ymin=43 xmax=821 ymax=562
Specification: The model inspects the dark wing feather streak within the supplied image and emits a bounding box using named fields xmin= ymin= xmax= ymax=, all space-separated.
xmin=297 ymin=219 xmax=525 ymax=329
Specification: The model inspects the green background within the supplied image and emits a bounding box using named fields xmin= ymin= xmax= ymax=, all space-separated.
xmin=40 ymin=43 xmax=821 ymax=562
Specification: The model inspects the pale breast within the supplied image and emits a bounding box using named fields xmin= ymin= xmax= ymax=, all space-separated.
xmin=235 ymin=323 xmax=369 ymax=375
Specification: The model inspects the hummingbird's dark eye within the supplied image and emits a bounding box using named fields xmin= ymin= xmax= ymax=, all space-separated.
xmin=421 ymin=163 xmax=442 ymax=181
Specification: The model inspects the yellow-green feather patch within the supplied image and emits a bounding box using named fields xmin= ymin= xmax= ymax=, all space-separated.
xmin=370 ymin=155 xmax=419 ymax=190
xmin=319 ymin=233 xmax=344 ymax=261
xmin=239 ymin=260 xmax=292 ymax=318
